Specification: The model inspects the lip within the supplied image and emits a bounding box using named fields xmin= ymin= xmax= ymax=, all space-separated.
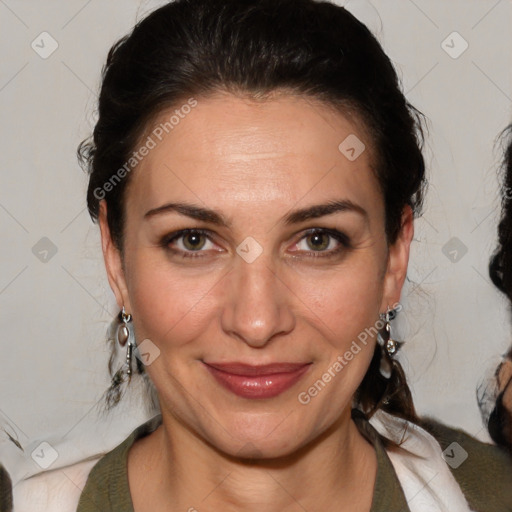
xmin=203 ymin=361 xmax=312 ymax=399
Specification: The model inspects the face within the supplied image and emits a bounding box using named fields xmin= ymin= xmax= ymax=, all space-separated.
xmin=499 ymin=358 xmax=512 ymax=415
xmin=100 ymin=91 xmax=412 ymax=458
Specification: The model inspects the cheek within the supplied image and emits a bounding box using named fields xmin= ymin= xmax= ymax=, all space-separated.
xmin=288 ymin=255 xmax=385 ymax=404
xmin=124 ymin=239 xmax=387 ymax=361
xmin=292 ymin=273 xmax=382 ymax=428
xmin=291 ymin=257 xmax=386 ymax=345
xmin=125 ymin=253 xmax=225 ymax=348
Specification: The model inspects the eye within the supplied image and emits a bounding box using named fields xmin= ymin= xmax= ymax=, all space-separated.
xmin=291 ymin=228 xmax=350 ymax=258
xmin=161 ymin=227 xmax=351 ymax=260
xmin=162 ymin=229 xmax=217 ymax=258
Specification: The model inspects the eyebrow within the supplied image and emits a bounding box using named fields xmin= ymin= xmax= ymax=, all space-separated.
xmin=143 ymin=199 xmax=367 ymax=227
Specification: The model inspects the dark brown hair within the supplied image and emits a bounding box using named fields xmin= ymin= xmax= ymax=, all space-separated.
xmin=490 ymin=126 xmax=512 ymax=300
xmin=78 ymin=0 xmax=427 ymax=423
xmin=0 ymin=463 xmax=12 ymax=512
xmin=487 ymin=126 xmax=512 ymax=451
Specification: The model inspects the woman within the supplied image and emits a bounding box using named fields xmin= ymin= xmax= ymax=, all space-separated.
xmin=484 ymin=127 xmax=512 ymax=451
xmin=14 ymin=0 xmax=512 ymax=510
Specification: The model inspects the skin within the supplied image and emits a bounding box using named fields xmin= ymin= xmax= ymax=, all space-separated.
xmin=99 ymin=91 xmax=414 ymax=511
xmin=498 ymin=355 xmax=512 ymax=445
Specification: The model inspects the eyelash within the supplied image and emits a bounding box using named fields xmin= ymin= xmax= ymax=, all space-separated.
xmin=160 ymin=228 xmax=352 ymax=260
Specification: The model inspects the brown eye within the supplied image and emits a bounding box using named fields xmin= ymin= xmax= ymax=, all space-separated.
xmin=291 ymin=228 xmax=351 ymax=259
xmin=181 ymin=232 xmax=207 ymax=251
xmin=305 ymin=232 xmax=330 ymax=251
xmin=162 ymin=229 xmax=217 ymax=258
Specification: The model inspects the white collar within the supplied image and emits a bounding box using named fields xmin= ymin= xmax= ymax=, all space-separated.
xmin=370 ymin=409 xmax=474 ymax=512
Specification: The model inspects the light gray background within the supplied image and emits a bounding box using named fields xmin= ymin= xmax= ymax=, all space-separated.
xmin=1 ymin=0 xmax=511 ymax=485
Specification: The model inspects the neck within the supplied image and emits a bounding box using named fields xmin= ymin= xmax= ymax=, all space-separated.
xmin=129 ymin=408 xmax=377 ymax=512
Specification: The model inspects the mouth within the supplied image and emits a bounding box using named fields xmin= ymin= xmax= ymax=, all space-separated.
xmin=203 ymin=361 xmax=312 ymax=399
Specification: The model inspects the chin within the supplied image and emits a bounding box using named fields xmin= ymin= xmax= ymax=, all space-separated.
xmin=204 ymin=410 xmax=314 ymax=461
xmin=218 ymin=433 xmax=306 ymax=462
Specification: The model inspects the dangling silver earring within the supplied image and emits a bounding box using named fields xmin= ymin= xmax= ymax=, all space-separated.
xmin=117 ymin=306 xmax=131 ymax=347
xmin=383 ymin=307 xmax=398 ymax=356
xmin=117 ymin=306 xmax=133 ymax=380
xmin=377 ymin=306 xmax=401 ymax=378
xmin=117 ymin=306 xmax=134 ymax=377
xmin=105 ymin=307 xmax=135 ymax=408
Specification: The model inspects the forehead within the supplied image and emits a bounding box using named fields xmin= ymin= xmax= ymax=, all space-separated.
xmin=126 ymin=92 xmax=382 ymax=222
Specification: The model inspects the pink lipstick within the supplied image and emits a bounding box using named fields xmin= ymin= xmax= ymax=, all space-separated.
xmin=203 ymin=362 xmax=311 ymax=399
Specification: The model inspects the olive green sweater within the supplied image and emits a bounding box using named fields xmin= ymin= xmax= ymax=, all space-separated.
xmin=77 ymin=412 xmax=512 ymax=512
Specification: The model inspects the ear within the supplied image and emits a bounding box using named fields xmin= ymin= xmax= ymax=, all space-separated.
xmin=98 ymin=200 xmax=131 ymax=312
xmin=380 ymin=205 xmax=414 ymax=311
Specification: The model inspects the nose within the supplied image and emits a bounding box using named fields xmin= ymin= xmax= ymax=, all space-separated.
xmin=221 ymin=253 xmax=295 ymax=348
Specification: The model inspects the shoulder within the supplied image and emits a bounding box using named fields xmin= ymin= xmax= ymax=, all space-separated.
xmin=77 ymin=414 xmax=162 ymax=512
xmin=13 ymin=457 xmax=101 ymax=512
xmin=11 ymin=417 xmax=161 ymax=512
xmin=419 ymin=416 xmax=512 ymax=511
xmin=76 ymin=432 xmax=133 ymax=511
